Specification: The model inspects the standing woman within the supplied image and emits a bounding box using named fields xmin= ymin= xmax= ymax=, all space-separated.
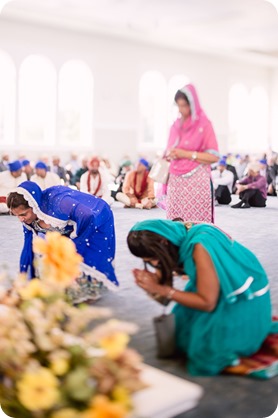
xmin=166 ymin=84 xmax=219 ymax=222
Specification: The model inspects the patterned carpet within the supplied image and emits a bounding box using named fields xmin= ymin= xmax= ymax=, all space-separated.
xmin=1 ymin=195 xmax=277 ymax=418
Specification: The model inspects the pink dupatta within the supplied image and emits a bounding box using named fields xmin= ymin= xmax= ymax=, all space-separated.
xmin=166 ymin=84 xmax=219 ymax=176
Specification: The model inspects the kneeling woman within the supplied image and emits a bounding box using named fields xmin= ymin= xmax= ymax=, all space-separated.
xmin=127 ymin=219 xmax=276 ymax=376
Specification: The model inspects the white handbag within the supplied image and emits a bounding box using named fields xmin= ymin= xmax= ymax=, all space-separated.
xmin=149 ymin=158 xmax=170 ymax=184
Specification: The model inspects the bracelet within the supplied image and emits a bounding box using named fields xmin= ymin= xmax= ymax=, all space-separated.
xmin=191 ymin=151 xmax=198 ymax=161
xmin=167 ymin=288 xmax=176 ymax=300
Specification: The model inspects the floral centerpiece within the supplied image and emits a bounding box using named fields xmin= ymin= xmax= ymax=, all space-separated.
xmin=0 ymin=232 xmax=146 ymax=418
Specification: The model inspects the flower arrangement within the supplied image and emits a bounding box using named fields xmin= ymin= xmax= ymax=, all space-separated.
xmin=0 ymin=232 xmax=146 ymax=418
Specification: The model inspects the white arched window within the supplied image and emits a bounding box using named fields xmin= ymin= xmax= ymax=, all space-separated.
xmin=139 ymin=71 xmax=167 ymax=146
xmin=0 ymin=51 xmax=16 ymax=144
xmin=228 ymin=83 xmax=269 ymax=152
xmin=18 ymin=55 xmax=56 ymax=145
xmin=58 ymin=60 xmax=93 ymax=146
xmin=228 ymin=83 xmax=249 ymax=151
xmin=248 ymin=86 xmax=268 ymax=152
xmin=168 ymin=74 xmax=190 ymax=125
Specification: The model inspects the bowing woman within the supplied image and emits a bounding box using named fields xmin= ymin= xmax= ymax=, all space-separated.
xmin=7 ymin=181 xmax=118 ymax=302
xmin=127 ymin=219 xmax=277 ymax=376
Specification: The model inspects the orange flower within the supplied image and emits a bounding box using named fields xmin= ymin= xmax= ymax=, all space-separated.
xmin=33 ymin=232 xmax=83 ymax=288
xmin=82 ymin=395 xmax=128 ymax=418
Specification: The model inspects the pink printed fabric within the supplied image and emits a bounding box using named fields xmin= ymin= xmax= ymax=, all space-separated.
xmin=166 ymin=166 xmax=214 ymax=223
xmin=166 ymin=84 xmax=219 ymax=176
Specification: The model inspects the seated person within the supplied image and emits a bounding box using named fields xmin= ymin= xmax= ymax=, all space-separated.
xmin=127 ymin=218 xmax=276 ymax=376
xmin=21 ymin=159 xmax=34 ymax=181
xmin=80 ymin=156 xmax=114 ymax=206
xmin=112 ymin=159 xmax=133 ymax=200
xmin=265 ymin=155 xmax=278 ymax=196
xmin=116 ymin=158 xmax=157 ymax=209
xmin=31 ymin=161 xmax=61 ymax=190
xmin=232 ymin=162 xmax=267 ymax=209
xmin=0 ymin=160 xmax=27 ymax=214
xmin=221 ymin=155 xmax=238 ymax=193
xmin=211 ymin=159 xmax=234 ymax=204
xmin=71 ymin=157 xmax=88 ymax=189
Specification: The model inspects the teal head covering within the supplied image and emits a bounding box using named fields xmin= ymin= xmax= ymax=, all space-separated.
xmin=130 ymin=219 xmax=269 ymax=304
xmin=131 ymin=219 xmax=187 ymax=247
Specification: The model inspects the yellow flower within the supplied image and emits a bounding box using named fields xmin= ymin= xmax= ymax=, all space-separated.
xmin=33 ymin=232 xmax=83 ymax=288
xmin=17 ymin=367 xmax=60 ymax=411
xmin=99 ymin=333 xmax=129 ymax=359
xmin=19 ymin=279 xmax=51 ymax=300
xmin=111 ymin=386 xmax=132 ymax=410
xmin=82 ymin=395 xmax=128 ymax=418
xmin=50 ymin=357 xmax=69 ymax=376
xmin=51 ymin=408 xmax=80 ymax=418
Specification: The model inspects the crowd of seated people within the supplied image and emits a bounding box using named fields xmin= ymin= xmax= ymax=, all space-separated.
xmin=0 ymin=150 xmax=277 ymax=215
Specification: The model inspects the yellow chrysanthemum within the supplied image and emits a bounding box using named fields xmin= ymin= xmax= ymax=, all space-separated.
xmin=17 ymin=367 xmax=60 ymax=411
xmin=111 ymin=386 xmax=132 ymax=410
xmin=99 ymin=333 xmax=129 ymax=359
xmin=33 ymin=232 xmax=83 ymax=287
xmin=50 ymin=357 xmax=69 ymax=376
xmin=19 ymin=278 xmax=51 ymax=300
xmin=82 ymin=395 xmax=128 ymax=418
xmin=51 ymin=408 xmax=80 ymax=418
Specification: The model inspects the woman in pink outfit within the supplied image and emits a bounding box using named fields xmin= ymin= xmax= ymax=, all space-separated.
xmin=165 ymin=84 xmax=219 ymax=222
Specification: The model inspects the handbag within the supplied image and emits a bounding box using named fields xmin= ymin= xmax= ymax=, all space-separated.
xmin=148 ymin=158 xmax=170 ymax=184
xmin=153 ymin=311 xmax=176 ymax=358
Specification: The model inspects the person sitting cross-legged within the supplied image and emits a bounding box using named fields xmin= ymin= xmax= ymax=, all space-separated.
xmin=231 ymin=162 xmax=267 ymax=209
xmin=116 ymin=158 xmax=157 ymax=209
xmin=211 ymin=159 xmax=234 ymax=205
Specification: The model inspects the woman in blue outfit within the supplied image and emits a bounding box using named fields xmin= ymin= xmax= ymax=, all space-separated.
xmin=127 ymin=219 xmax=276 ymax=376
xmin=7 ymin=181 xmax=118 ymax=301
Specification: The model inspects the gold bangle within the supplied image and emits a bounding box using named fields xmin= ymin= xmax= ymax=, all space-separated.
xmin=167 ymin=288 xmax=176 ymax=299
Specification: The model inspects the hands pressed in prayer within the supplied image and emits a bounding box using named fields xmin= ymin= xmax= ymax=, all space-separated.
xmin=132 ymin=268 xmax=160 ymax=294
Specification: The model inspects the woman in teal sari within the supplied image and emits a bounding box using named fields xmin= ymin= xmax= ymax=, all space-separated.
xmin=127 ymin=219 xmax=276 ymax=376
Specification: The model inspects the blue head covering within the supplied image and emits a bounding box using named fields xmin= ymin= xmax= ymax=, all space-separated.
xmin=218 ymin=159 xmax=227 ymax=166
xmin=139 ymin=158 xmax=149 ymax=169
xmin=8 ymin=160 xmax=22 ymax=172
xmin=22 ymin=159 xmax=30 ymax=167
xmin=35 ymin=161 xmax=47 ymax=170
xmin=259 ymin=159 xmax=267 ymax=165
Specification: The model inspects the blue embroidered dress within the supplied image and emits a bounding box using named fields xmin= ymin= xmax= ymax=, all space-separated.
xmin=16 ymin=181 xmax=118 ymax=289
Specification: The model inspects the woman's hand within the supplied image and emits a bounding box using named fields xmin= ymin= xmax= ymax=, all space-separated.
xmin=168 ymin=148 xmax=187 ymax=160
xmin=132 ymin=268 xmax=161 ymax=294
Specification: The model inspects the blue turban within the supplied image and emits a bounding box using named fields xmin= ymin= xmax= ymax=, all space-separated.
xmin=22 ymin=159 xmax=30 ymax=167
xmin=139 ymin=158 xmax=149 ymax=169
xmin=35 ymin=161 xmax=47 ymax=170
xmin=8 ymin=160 xmax=22 ymax=172
xmin=218 ymin=159 xmax=227 ymax=166
xmin=259 ymin=159 xmax=267 ymax=165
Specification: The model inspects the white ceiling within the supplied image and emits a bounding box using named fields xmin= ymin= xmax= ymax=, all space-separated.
xmin=2 ymin=0 xmax=278 ymax=65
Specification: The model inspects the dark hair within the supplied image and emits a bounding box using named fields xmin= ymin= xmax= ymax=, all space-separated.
xmin=174 ymin=90 xmax=190 ymax=105
xmin=127 ymin=230 xmax=181 ymax=286
xmin=7 ymin=192 xmax=30 ymax=210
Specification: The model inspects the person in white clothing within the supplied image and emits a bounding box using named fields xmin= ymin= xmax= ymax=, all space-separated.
xmin=80 ymin=156 xmax=114 ymax=206
xmin=0 ymin=160 xmax=27 ymax=214
xmin=30 ymin=161 xmax=61 ymax=190
xmin=211 ymin=159 xmax=234 ymax=204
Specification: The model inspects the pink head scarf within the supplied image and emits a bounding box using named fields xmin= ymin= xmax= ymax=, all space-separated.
xmin=167 ymin=83 xmax=219 ymax=175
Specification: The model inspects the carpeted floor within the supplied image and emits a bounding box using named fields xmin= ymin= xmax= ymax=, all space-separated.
xmin=0 ymin=195 xmax=277 ymax=418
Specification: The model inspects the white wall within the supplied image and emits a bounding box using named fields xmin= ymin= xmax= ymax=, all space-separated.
xmin=0 ymin=18 xmax=276 ymax=163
